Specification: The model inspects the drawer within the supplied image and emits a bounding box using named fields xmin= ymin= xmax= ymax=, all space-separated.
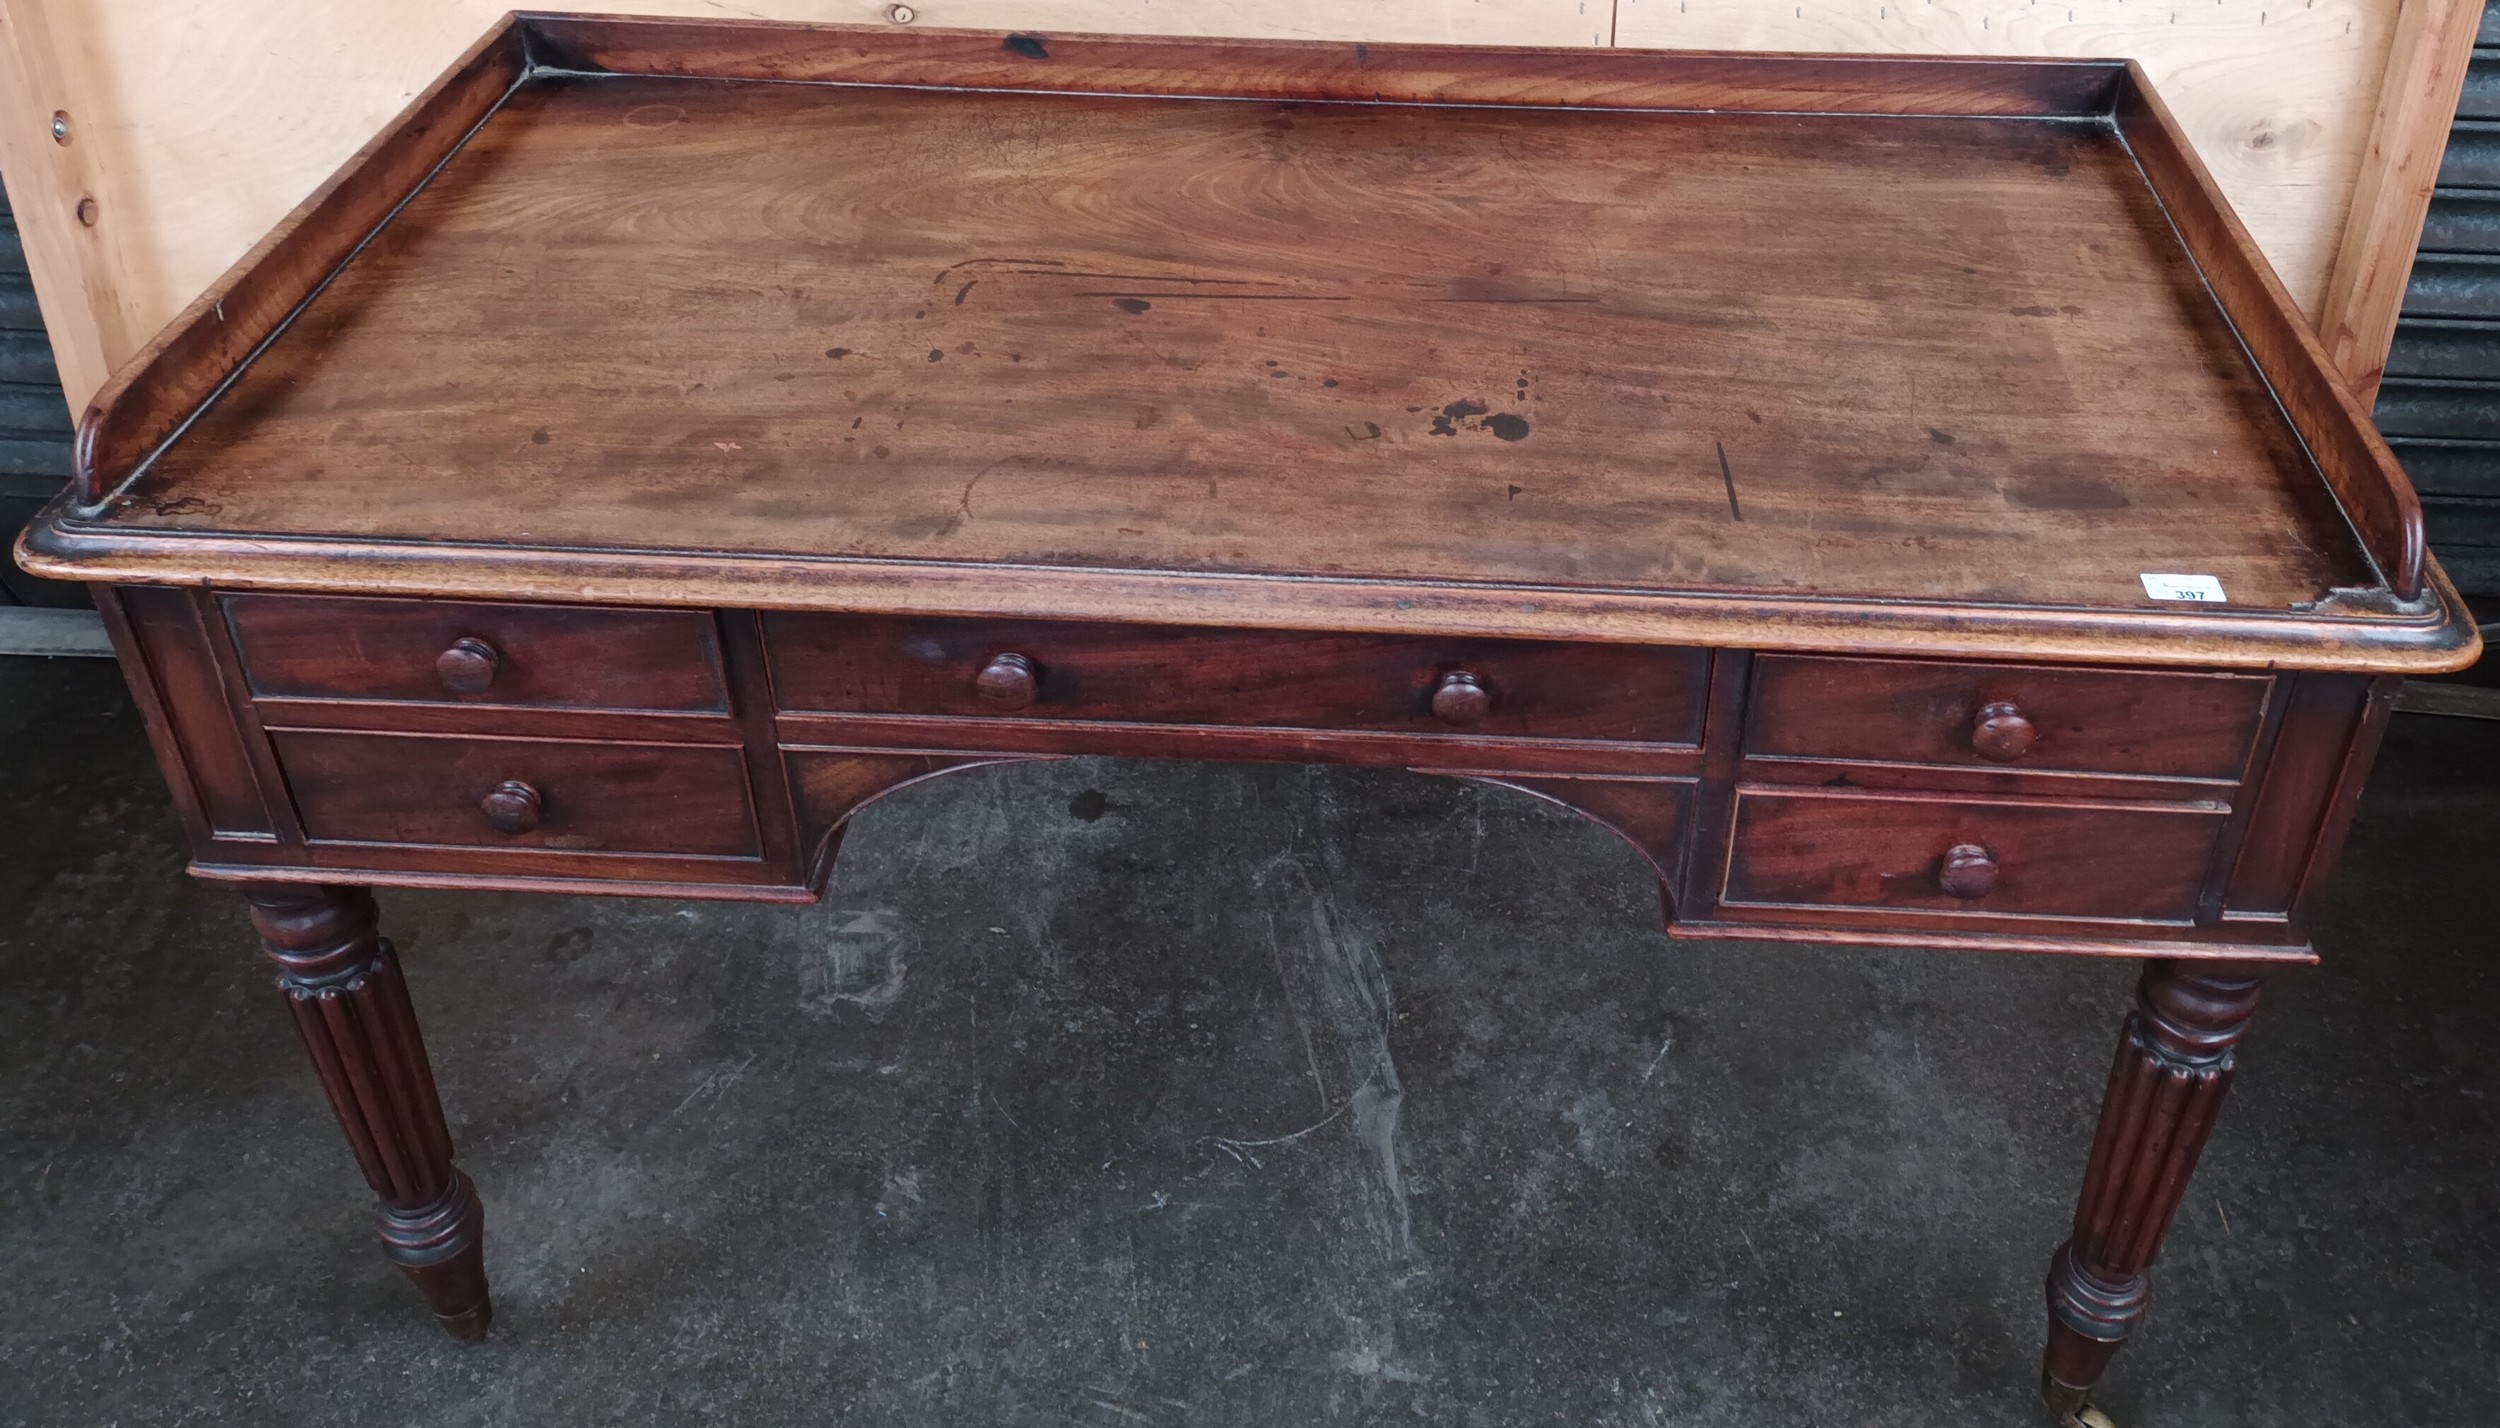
xmin=765 ymin=614 xmax=1707 ymax=745
xmin=1745 ymin=655 xmax=2269 ymax=781
xmin=1721 ymin=788 xmax=2226 ymax=923
xmin=225 ymin=594 xmax=727 ymax=712
xmin=272 ymin=730 xmax=760 ymax=857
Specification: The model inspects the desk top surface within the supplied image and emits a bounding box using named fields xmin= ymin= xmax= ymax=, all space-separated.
xmin=24 ymin=20 xmax=2477 ymax=671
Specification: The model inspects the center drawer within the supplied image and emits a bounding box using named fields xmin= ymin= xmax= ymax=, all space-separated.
xmin=271 ymin=729 xmax=761 ymax=857
xmin=763 ymin=614 xmax=1708 ymax=745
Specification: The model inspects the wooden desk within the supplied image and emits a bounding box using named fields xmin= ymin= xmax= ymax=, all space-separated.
xmin=16 ymin=16 xmax=2481 ymax=1423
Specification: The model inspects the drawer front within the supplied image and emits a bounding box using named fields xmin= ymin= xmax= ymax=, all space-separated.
xmin=273 ymin=730 xmax=760 ymax=857
xmin=226 ymin=594 xmax=727 ymax=712
xmin=1722 ymin=789 xmax=2226 ymax=923
xmin=1745 ymin=656 xmax=2269 ymax=781
xmin=765 ymin=614 xmax=1707 ymax=745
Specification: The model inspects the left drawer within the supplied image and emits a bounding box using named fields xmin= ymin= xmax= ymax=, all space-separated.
xmin=271 ymin=730 xmax=761 ymax=857
xmin=224 ymin=594 xmax=728 ymax=712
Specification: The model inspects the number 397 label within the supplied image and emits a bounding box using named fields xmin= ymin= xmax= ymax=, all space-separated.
xmin=2139 ymin=573 xmax=2227 ymax=603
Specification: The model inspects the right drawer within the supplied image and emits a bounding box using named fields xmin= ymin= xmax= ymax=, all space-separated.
xmin=1745 ymin=655 xmax=2271 ymax=781
xmin=1722 ymin=788 xmax=2228 ymax=923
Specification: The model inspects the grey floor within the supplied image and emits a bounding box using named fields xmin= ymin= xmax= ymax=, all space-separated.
xmin=2 ymin=653 xmax=2495 ymax=1428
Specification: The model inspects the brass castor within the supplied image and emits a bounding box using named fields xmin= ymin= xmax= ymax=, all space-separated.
xmin=435 ymin=1297 xmax=494 ymax=1343
xmin=2042 ymin=1372 xmax=2119 ymax=1428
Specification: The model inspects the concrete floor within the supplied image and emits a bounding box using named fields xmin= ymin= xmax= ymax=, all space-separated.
xmin=2 ymin=653 xmax=2495 ymax=1428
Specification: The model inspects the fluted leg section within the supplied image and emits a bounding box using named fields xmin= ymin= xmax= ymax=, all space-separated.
xmin=2042 ymin=959 xmax=2264 ymax=1423
xmin=243 ymin=883 xmax=491 ymax=1340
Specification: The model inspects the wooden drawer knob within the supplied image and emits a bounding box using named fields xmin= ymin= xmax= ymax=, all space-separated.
xmin=1971 ymin=700 xmax=2036 ymax=761
xmin=976 ymin=652 xmax=1038 ymax=709
xmin=435 ymin=637 xmax=502 ymax=696
xmin=1431 ymin=670 xmax=1492 ymax=726
xmin=1939 ymin=843 xmax=2000 ymax=899
xmin=479 ymin=779 xmax=542 ymax=835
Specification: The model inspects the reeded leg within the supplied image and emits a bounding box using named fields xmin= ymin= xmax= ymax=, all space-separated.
xmin=243 ymin=883 xmax=491 ymax=1340
xmin=2042 ymin=959 xmax=2264 ymax=1424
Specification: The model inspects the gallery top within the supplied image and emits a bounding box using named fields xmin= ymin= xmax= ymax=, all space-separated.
xmin=19 ymin=15 xmax=2480 ymax=672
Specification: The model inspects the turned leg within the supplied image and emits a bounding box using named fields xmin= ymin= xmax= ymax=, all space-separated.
xmin=243 ymin=883 xmax=491 ymax=1340
xmin=2042 ymin=959 xmax=2264 ymax=1424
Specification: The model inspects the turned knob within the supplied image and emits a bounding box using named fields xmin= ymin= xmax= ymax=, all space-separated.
xmin=1970 ymin=700 xmax=2036 ymax=761
xmin=435 ymin=637 xmax=502 ymax=696
xmin=479 ymin=779 xmax=541 ymax=835
xmin=1938 ymin=843 xmax=2000 ymax=899
xmin=976 ymin=652 xmax=1038 ymax=709
xmin=1431 ymin=670 xmax=1492 ymax=726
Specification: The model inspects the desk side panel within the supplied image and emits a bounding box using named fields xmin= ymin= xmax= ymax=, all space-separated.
xmin=2223 ymin=671 xmax=2398 ymax=928
xmin=100 ymin=584 xmax=282 ymax=845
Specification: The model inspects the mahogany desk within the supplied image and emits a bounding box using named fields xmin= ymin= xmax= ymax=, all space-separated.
xmin=16 ymin=16 xmax=2483 ymax=1424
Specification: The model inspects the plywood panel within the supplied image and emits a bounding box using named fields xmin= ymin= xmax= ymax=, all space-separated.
xmin=0 ymin=0 xmax=150 ymax=408
xmin=1618 ymin=0 xmax=2401 ymax=316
